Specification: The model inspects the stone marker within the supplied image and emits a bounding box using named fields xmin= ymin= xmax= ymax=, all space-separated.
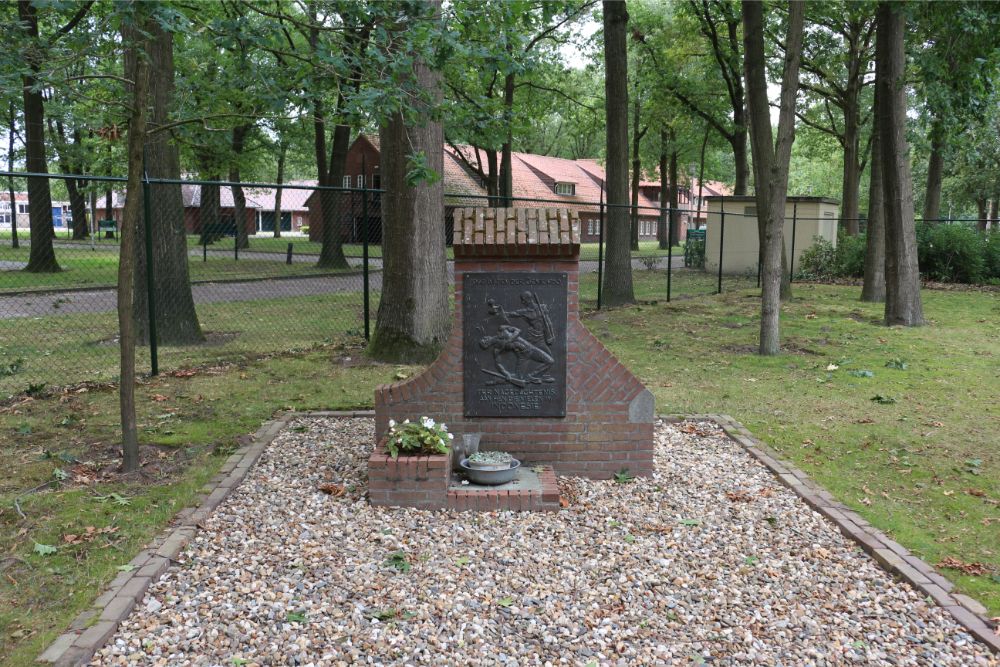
xmin=373 ymin=207 xmax=654 ymax=488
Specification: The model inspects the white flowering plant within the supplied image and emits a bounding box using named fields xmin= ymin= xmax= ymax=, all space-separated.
xmin=385 ymin=417 xmax=454 ymax=459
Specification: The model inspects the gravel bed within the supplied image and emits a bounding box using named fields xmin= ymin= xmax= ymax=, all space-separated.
xmin=92 ymin=418 xmax=995 ymax=666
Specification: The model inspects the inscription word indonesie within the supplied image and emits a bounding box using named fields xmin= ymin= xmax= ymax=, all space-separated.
xmin=463 ymin=272 xmax=568 ymax=418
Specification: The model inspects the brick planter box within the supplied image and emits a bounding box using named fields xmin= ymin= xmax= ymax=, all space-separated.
xmin=367 ymin=439 xmax=450 ymax=511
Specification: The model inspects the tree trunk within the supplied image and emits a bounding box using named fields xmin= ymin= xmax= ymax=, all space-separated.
xmin=976 ymin=198 xmax=987 ymax=231
xmin=658 ymin=130 xmax=668 ymax=249
xmin=877 ymin=3 xmax=923 ymax=327
xmin=697 ymin=124 xmax=709 ymax=226
xmin=499 ymin=69 xmax=515 ymax=204
xmin=119 ymin=6 xmax=152 ymax=474
xmin=51 ymin=120 xmax=89 ymax=240
xmin=862 ymin=95 xmax=886 ymax=302
xmin=841 ymin=98 xmax=861 ymax=235
xmin=129 ymin=17 xmax=202 ymax=345
xmin=311 ymin=88 xmax=350 ymax=269
xmin=368 ymin=1 xmax=448 ymax=363
xmin=988 ymin=199 xmax=997 ymax=230
xmin=922 ymin=118 xmax=944 ymax=224
xmin=6 ymin=102 xmax=18 ymax=249
xmin=230 ymin=125 xmax=251 ymax=250
xmin=273 ymin=143 xmax=285 ymax=238
xmin=18 ymin=0 xmax=59 ymax=273
xmin=199 ymin=176 xmax=221 ymax=245
xmin=668 ymin=146 xmax=680 ymax=247
xmin=732 ymin=126 xmax=748 ymax=195
xmin=629 ymin=80 xmax=641 ymax=251
xmin=601 ymin=0 xmax=635 ymax=306
xmin=744 ymin=0 xmax=804 ymax=355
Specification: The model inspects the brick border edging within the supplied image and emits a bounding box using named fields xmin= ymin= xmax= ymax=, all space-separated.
xmin=38 ymin=410 xmax=997 ymax=663
xmin=37 ymin=414 xmax=295 ymax=666
xmin=688 ymin=413 xmax=999 ymax=654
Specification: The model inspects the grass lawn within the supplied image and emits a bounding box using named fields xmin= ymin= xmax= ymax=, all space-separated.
xmin=1 ymin=281 xmax=997 ymax=665
xmin=0 ymin=245 xmax=361 ymax=294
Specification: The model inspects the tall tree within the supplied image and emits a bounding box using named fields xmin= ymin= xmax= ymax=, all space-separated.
xmin=16 ymin=0 xmax=95 ymax=272
xmin=861 ymin=96 xmax=885 ymax=302
xmin=876 ymin=3 xmax=923 ymax=327
xmin=118 ymin=2 xmax=154 ymax=473
xmin=369 ymin=1 xmax=449 ymax=363
xmin=629 ymin=73 xmax=648 ymax=250
xmin=602 ymin=0 xmax=635 ymax=306
xmin=6 ymin=102 xmax=19 ymax=249
xmin=131 ymin=17 xmax=203 ymax=345
xmin=444 ymin=1 xmax=593 ymax=202
xmin=796 ymin=2 xmax=876 ymax=236
xmin=743 ymin=0 xmax=804 ymax=355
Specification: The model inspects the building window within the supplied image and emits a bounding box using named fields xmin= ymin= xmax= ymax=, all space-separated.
xmin=342 ymin=175 xmax=351 ymax=188
xmin=588 ymin=220 xmax=595 ymax=235
xmin=554 ymin=182 xmax=575 ymax=196
xmin=17 ymin=203 xmax=28 ymax=214
xmin=357 ymin=174 xmax=365 ymax=189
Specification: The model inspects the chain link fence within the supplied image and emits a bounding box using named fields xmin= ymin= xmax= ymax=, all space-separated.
xmin=5 ymin=171 xmax=994 ymax=399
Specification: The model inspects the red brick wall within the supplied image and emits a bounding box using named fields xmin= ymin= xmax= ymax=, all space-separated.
xmin=374 ymin=219 xmax=655 ymax=479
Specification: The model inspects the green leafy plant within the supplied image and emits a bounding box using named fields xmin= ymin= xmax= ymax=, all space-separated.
xmin=871 ymin=394 xmax=897 ymax=405
xmin=33 ymin=543 xmax=57 ymax=556
xmin=385 ymin=551 xmax=411 ymax=572
xmin=385 ymin=417 xmax=453 ymax=459
xmin=885 ymin=358 xmax=908 ymax=370
xmin=613 ymin=468 xmax=635 ymax=484
xmin=96 ymin=492 xmax=132 ymax=506
xmin=285 ymin=611 xmax=308 ymax=623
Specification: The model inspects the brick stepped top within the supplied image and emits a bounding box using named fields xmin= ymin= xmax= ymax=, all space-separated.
xmin=452 ymin=207 xmax=580 ymax=258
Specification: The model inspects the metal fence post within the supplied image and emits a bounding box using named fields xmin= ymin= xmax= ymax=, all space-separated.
xmin=597 ymin=185 xmax=605 ymax=310
xmin=286 ymin=243 xmax=293 ymax=265
xmin=362 ymin=157 xmax=370 ymax=341
xmin=141 ymin=153 xmax=158 ymax=376
xmin=789 ymin=201 xmax=798 ymax=283
xmin=718 ymin=205 xmax=726 ymax=295
xmin=234 ymin=212 xmax=239 ymax=261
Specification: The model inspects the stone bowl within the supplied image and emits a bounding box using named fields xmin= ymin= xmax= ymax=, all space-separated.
xmin=460 ymin=457 xmax=521 ymax=486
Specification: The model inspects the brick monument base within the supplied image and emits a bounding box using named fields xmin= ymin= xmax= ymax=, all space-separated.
xmin=369 ymin=208 xmax=654 ymax=510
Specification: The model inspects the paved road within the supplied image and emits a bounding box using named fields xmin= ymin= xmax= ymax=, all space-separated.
xmin=1 ymin=255 xmax=686 ymax=319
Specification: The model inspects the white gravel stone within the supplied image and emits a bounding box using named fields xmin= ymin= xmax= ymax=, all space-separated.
xmin=91 ymin=418 xmax=997 ymax=666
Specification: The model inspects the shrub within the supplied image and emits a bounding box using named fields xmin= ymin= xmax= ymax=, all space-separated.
xmin=983 ymin=230 xmax=1000 ymax=281
xmin=385 ymin=416 xmax=453 ymax=458
xmin=835 ymin=233 xmax=866 ymax=278
xmin=796 ymin=236 xmax=839 ymax=279
xmin=685 ymin=238 xmax=706 ymax=269
xmin=300 ymin=225 xmax=309 ymax=234
xmin=917 ymin=223 xmax=986 ymax=283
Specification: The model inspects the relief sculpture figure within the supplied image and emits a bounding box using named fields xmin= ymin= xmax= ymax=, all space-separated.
xmin=479 ymin=324 xmax=555 ymax=386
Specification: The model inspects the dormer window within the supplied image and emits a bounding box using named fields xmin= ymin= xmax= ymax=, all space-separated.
xmin=554 ymin=182 xmax=576 ymax=196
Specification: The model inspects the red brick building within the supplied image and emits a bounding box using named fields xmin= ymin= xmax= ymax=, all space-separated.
xmin=305 ymin=135 xmax=731 ymax=245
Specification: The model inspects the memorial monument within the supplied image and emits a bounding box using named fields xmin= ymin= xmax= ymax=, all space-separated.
xmin=369 ymin=208 xmax=655 ymax=511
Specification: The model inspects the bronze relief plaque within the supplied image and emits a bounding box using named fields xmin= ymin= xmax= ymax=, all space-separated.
xmin=463 ymin=272 xmax=567 ymax=417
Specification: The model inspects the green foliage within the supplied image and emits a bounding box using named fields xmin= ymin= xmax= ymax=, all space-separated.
xmin=796 ymin=234 xmax=864 ymax=280
xmin=384 ymin=417 xmax=453 ymax=459
xmin=613 ymin=468 xmax=634 ymax=484
xmin=916 ymin=224 xmax=987 ymax=283
xmin=385 ymin=551 xmax=411 ymax=573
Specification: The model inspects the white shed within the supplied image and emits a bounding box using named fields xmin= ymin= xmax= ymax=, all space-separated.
xmin=703 ymin=196 xmax=840 ymax=275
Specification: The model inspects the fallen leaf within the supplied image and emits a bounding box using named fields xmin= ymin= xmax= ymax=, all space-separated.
xmin=758 ymin=487 xmax=776 ymax=498
xmin=151 ymin=394 xmax=168 ymax=402
xmin=825 ymin=364 xmax=839 ymax=371
xmin=855 ymin=417 xmax=875 ymax=424
xmin=318 ymin=483 xmax=345 ymax=497
xmin=805 ymin=313 xmax=817 ymax=319
xmin=859 ymin=497 xmax=872 ymax=506
xmin=725 ymin=490 xmax=752 ymax=503
xmin=943 ymin=490 xmax=955 ymax=496
xmin=936 ymin=556 xmax=994 ymax=576
xmin=966 ymin=488 xmax=987 ymax=498
xmin=170 ymin=369 xmax=197 ymax=378
xmin=559 ymin=496 xmax=570 ymax=508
